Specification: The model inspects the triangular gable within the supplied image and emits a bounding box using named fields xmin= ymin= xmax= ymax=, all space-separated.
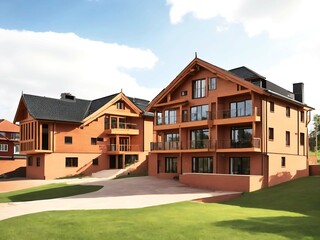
xmin=13 ymin=95 xmax=33 ymax=123
xmin=81 ymin=92 xmax=142 ymax=127
xmin=146 ymin=57 xmax=266 ymax=111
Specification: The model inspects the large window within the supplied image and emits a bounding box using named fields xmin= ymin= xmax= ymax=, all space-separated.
xmin=165 ymin=157 xmax=177 ymax=173
xmin=165 ymin=133 xmax=179 ymax=150
xmin=66 ymin=157 xmax=78 ymax=167
xmin=192 ymin=79 xmax=206 ymax=98
xmin=231 ymin=127 xmax=252 ymax=148
xmin=164 ymin=110 xmax=177 ymax=124
xmin=191 ymin=105 xmax=209 ymax=121
xmin=192 ymin=157 xmax=213 ymax=173
xmin=190 ymin=129 xmax=209 ymax=149
xmin=230 ymin=100 xmax=252 ymax=117
xmin=230 ymin=157 xmax=250 ymax=175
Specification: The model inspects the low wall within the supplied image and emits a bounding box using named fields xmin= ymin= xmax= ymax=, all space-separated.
xmin=0 ymin=159 xmax=26 ymax=178
xmin=180 ymin=173 xmax=264 ymax=192
xmin=309 ymin=165 xmax=320 ymax=176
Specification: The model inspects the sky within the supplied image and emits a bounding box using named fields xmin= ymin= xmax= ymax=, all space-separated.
xmin=0 ymin=0 xmax=319 ymax=124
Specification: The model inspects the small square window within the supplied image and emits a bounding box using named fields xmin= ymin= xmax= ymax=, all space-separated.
xmin=181 ymin=91 xmax=187 ymax=96
xmin=92 ymin=158 xmax=99 ymax=165
xmin=65 ymin=136 xmax=72 ymax=144
xmin=91 ymin=138 xmax=97 ymax=145
xmin=281 ymin=157 xmax=286 ymax=167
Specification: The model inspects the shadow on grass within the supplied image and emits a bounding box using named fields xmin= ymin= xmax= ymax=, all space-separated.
xmin=8 ymin=185 xmax=103 ymax=202
xmin=216 ymin=215 xmax=318 ymax=240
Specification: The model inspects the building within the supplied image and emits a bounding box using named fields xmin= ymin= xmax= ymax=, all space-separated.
xmin=146 ymin=57 xmax=313 ymax=192
xmin=14 ymin=92 xmax=153 ymax=179
xmin=0 ymin=119 xmax=26 ymax=178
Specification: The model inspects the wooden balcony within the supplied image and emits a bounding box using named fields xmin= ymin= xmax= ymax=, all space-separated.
xmin=150 ymin=140 xmax=215 ymax=153
xmin=104 ymin=123 xmax=139 ymax=135
xmin=99 ymin=144 xmax=142 ymax=153
xmin=214 ymin=107 xmax=261 ymax=125
xmin=216 ymin=138 xmax=261 ymax=153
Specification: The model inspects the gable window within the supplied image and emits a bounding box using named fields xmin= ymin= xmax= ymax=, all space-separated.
xmin=230 ymin=100 xmax=252 ymax=118
xmin=0 ymin=144 xmax=8 ymax=152
xmin=192 ymin=157 xmax=213 ymax=173
xmin=269 ymin=128 xmax=274 ymax=140
xmin=231 ymin=127 xmax=252 ymax=148
xmin=286 ymin=106 xmax=290 ymax=117
xmin=165 ymin=157 xmax=177 ymax=173
xmin=300 ymin=133 xmax=305 ymax=146
xmin=181 ymin=91 xmax=187 ymax=96
xmin=164 ymin=110 xmax=177 ymax=124
xmin=66 ymin=157 xmax=78 ymax=167
xmin=191 ymin=105 xmax=209 ymax=121
xmin=286 ymin=131 xmax=290 ymax=146
xmin=230 ymin=157 xmax=250 ymax=175
xmin=117 ymin=101 xmax=125 ymax=110
xmin=209 ymin=77 xmax=217 ymax=90
xmin=65 ymin=136 xmax=73 ymax=144
xmin=270 ymin=101 xmax=275 ymax=112
xmin=192 ymin=79 xmax=206 ymax=98
xmin=190 ymin=129 xmax=209 ymax=149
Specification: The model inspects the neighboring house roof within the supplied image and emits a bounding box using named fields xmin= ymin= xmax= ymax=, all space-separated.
xmin=0 ymin=119 xmax=19 ymax=133
xmin=15 ymin=92 xmax=151 ymax=124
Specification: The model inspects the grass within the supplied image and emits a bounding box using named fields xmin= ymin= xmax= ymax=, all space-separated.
xmin=0 ymin=183 xmax=103 ymax=203
xmin=0 ymin=177 xmax=319 ymax=240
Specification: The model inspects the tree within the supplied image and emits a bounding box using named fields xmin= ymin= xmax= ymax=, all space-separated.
xmin=309 ymin=114 xmax=320 ymax=152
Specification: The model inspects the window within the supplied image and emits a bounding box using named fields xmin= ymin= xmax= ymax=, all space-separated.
xmin=27 ymin=156 xmax=33 ymax=166
xmin=192 ymin=79 xmax=206 ymax=98
xmin=125 ymin=155 xmax=138 ymax=166
xmin=104 ymin=116 xmax=110 ymax=129
xmin=36 ymin=157 xmax=40 ymax=167
xmin=156 ymin=112 xmax=162 ymax=125
xmin=182 ymin=110 xmax=188 ymax=122
xmin=191 ymin=105 xmax=209 ymax=121
xmin=0 ymin=144 xmax=8 ymax=152
xmin=190 ymin=129 xmax=209 ymax=149
xmin=111 ymin=117 xmax=117 ymax=128
xmin=192 ymin=157 xmax=213 ymax=173
xmin=300 ymin=133 xmax=305 ymax=146
xmin=270 ymin=101 xmax=275 ymax=112
xmin=65 ymin=136 xmax=72 ymax=144
xmin=165 ymin=157 xmax=177 ymax=173
xmin=230 ymin=157 xmax=250 ymax=175
xmin=231 ymin=127 xmax=252 ymax=148
xmin=92 ymin=158 xmax=99 ymax=165
xmin=165 ymin=133 xmax=179 ymax=150
xmin=286 ymin=106 xmax=290 ymax=117
xmin=300 ymin=111 xmax=305 ymax=122
xmin=164 ymin=110 xmax=177 ymax=124
xmin=286 ymin=131 xmax=290 ymax=146
xmin=11 ymin=133 xmax=19 ymax=140
xmin=181 ymin=91 xmax=187 ymax=96
xmin=66 ymin=157 xmax=78 ymax=167
xmin=0 ymin=132 xmax=5 ymax=137
xmin=281 ymin=157 xmax=286 ymax=167
xmin=97 ymin=137 xmax=103 ymax=142
xmin=269 ymin=128 xmax=274 ymax=140
xmin=209 ymin=77 xmax=217 ymax=90
xmin=91 ymin=138 xmax=97 ymax=145
xmin=230 ymin=100 xmax=252 ymax=117
xmin=117 ymin=101 xmax=125 ymax=109
xmin=119 ymin=118 xmax=126 ymax=129
xmin=14 ymin=144 xmax=20 ymax=154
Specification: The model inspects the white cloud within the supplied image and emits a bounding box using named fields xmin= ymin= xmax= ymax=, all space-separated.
xmin=167 ymin=0 xmax=320 ymax=39
xmin=0 ymin=28 xmax=159 ymax=121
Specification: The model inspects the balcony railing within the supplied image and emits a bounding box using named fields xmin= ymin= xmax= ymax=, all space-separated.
xmin=156 ymin=111 xmax=212 ymax=126
xmin=215 ymin=107 xmax=260 ymax=119
xmin=100 ymin=144 xmax=142 ymax=152
xmin=150 ymin=140 xmax=215 ymax=151
xmin=106 ymin=122 xmax=137 ymax=130
xmin=217 ymin=138 xmax=261 ymax=149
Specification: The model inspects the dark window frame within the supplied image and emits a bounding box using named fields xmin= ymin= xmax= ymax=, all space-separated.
xmin=270 ymin=101 xmax=275 ymax=112
xmin=208 ymin=77 xmax=217 ymax=90
xmin=286 ymin=131 xmax=290 ymax=146
xmin=65 ymin=136 xmax=73 ymax=144
xmin=192 ymin=157 xmax=213 ymax=173
xmin=229 ymin=157 xmax=250 ymax=175
xmin=165 ymin=157 xmax=177 ymax=173
xmin=269 ymin=127 xmax=274 ymax=140
xmin=65 ymin=157 xmax=78 ymax=167
xmin=192 ymin=79 xmax=206 ymax=99
xmin=281 ymin=157 xmax=286 ymax=167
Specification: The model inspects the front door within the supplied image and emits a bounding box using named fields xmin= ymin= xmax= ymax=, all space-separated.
xmin=110 ymin=155 xmax=116 ymax=169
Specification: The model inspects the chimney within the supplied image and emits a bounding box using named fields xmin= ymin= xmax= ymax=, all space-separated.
xmin=60 ymin=93 xmax=75 ymax=101
xmin=293 ymin=83 xmax=304 ymax=103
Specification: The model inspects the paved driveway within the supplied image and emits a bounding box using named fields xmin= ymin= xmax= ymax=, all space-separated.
xmin=0 ymin=176 xmax=239 ymax=221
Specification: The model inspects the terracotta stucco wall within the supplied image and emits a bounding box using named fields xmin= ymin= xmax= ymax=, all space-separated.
xmin=0 ymin=159 xmax=25 ymax=177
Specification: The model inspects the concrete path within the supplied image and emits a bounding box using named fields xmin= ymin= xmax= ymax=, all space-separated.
xmin=0 ymin=176 xmax=240 ymax=221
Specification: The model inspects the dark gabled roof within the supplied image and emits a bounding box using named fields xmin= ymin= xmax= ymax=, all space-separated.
xmin=23 ymin=94 xmax=91 ymax=123
xmin=229 ymin=66 xmax=266 ymax=80
xmin=21 ymin=93 xmax=151 ymax=123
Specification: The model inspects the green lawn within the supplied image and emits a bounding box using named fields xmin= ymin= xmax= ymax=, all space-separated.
xmin=0 ymin=183 xmax=103 ymax=203
xmin=0 ymin=177 xmax=319 ymax=240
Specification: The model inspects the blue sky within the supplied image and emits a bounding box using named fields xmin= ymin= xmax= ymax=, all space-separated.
xmin=0 ymin=0 xmax=319 ymax=122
